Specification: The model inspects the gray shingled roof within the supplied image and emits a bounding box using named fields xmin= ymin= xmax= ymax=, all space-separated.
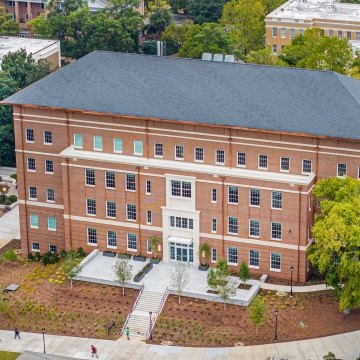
xmin=3 ymin=51 xmax=360 ymax=140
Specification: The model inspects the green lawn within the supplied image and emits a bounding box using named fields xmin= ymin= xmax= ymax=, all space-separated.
xmin=0 ymin=351 xmax=21 ymax=359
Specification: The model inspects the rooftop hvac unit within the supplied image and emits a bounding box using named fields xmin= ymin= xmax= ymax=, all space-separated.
xmin=224 ymin=55 xmax=235 ymax=63
xmin=202 ymin=53 xmax=212 ymax=61
xmin=213 ymin=54 xmax=224 ymax=62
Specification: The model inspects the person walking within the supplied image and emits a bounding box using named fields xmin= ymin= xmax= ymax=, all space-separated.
xmin=14 ymin=328 xmax=20 ymax=340
xmin=90 ymin=345 xmax=99 ymax=358
xmin=125 ymin=327 xmax=130 ymax=340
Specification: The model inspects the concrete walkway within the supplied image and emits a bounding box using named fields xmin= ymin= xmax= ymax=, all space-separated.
xmin=248 ymin=279 xmax=329 ymax=293
xmin=0 ymin=204 xmax=20 ymax=250
xmin=0 ymin=329 xmax=359 ymax=359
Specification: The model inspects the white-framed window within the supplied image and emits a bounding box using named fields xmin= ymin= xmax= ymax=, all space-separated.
xmin=87 ymin=228 xmax=97 ymax=245
xmin=356 ymin=32 xmax=360 ymax=41
xmin=249 ymin=250 xmax=259 ymax=268
xmin=47 ymin=216 xmax=56 ymax=231
xmin=215 ymin=150 xmax=225 ymax=164
xmin=271 ymin=222 xmax=282 ymax=240
xmin=46 ymin=188 xmax=55 ymax=202
xmin=237 ymin=152 xmax=246 ymax=167
xmin=290 ymin=28 xmax=295 ymax=39
xmin=329 ymin=29 xmax=334 ymax=37
xmin=272 ymin=27 xmax=278 ymax=37
xmin=338 ymin=30 xmax=342 ymax=39
xmin=86 ymin=198 xmax=96 ymax=216
xmin=105 ymin=171 xmax=115 ymax=189
xmin=154 ymin=143 xmax=163 ymax=157
xmin=146 ymin=180 xmax=151 ymax=194
xmin=280 ymin=157 xmax=289 ymax=172
xmin=212 ymin=218 xmax=217 ymax=233
xmin=171 ymin=180 xmax=191 ymax=198
xmin=258 ymin=154 xmax=268 ymax=169
xmin=10 ymin=12 xmax=15 ymax=20
xmin=271 ymin=191 xmax=282 ymax=209
xmin=175 ymin=145 xmax=184 ymax=160
xmin=45 ymin=160 xmax=54 ymax=174
xmin=228 ymin=217 xmax=238 ymax=235
xmin=126 ymin=174 xmax=136 ymax=191
xmin=134 ymin=140 xmax=143 ymax=156
xmin=113 ymin=138 xmax=123 ymax=153
xmin=358 ymin=165 xmax=360 ymax=179
xmin=250 ymin=188 xmax=260 ymax=207
xmin=337 ymin=163 xmax=347 ymax=177
xmin=126 ymin=204 xmax=136 ymax=221
xmin=44 ymin=131 xmax=52 ymax=145
xmin=49 ymin=244 xmax=57 ymax=253
xmin=227 ymin=247 xmax=238 ymax=265
xmin=30 ymin=214 xmax=39 ymax=229
xmin=93 ymin=136 xmax=103 ymax=151
xmin=194 ymin=147 xmax=204 ymax=162
xmin=228 ymin=186 xmax=238 ymax=204
xmin=147 ymin=239 xmax=152 ymax=253
xmin=127 ymin=233 xmax=137 ymax=251
xmin=74 ymin=134 xmax=83 ymax=149
xmin=281 ymin=27 xmax=286 ymax=38
xmin=169 ymin=216 xmax=193 ymax=229
xmin=85 ymin=169 xmax=95 ymax=186
xmin=27 ymin=158 xmax=36 ymax=171
xmin=29 ymin=186 xmax=37 ymax=200
xmin=272 ymin=44 xmax=277 ymax=53
xmin=249 ymin=219 xmax=260 ymax=237
xmin=106 ymin=201 xmax=116 ymax=218
xmin=302 ymin=159 xmax=312 ymax=173
xmin=26 ymin=128 xmax=34 ymax=143
xmin=212 ymin=248 xmax=217 ymax=263
xmin=346 ymin=31 xmax=351 ymax=40
xmin=32 ymin=242 xmax=40 ymax=251
xmin=146 ymin=210 xmax=152 ymax=225
xmin=107 ymin=230 xmax=117 ymax=248
xmin=270 ymin=253 xmax=281 ymax=271
xmin=211 ymin=188 xmax=217 ymax=203
xmin=299 ymin=29 xmax=304 ymax=35
xmin=9 ymin=1 xmax=15 ymax=7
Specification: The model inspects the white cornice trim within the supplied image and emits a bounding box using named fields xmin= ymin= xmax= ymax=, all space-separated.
xmin=15 ymin=149 xmax=61 ymax=157
xmin=18 ymin=200 xmax=64 ymax=209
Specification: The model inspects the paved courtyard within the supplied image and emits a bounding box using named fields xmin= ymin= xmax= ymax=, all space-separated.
xmin=0 ymin=205 xmax=20 ymax=249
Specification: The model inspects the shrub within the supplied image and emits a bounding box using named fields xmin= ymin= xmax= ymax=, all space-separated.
xmin=8 ymin=195 xmax=17 ymax=203
xmin=0 ymin=196 xmax=4 ymax=204
xmin=60 ymin=250 xmax=68 ymax=258
xmin=2 ymin=249 xmax=17 ymax=262
xmin=34 ymin=252 xmax=42 ymax=262
xmin=42 ymin=251 xmax=60 ymax=265
xmin=3 ymin=199 xmax=11 ymax=206
xmin=77 ymin=247 xmax=86 ymax=258
xmin=10 ymin=174 xmax=17 ymax=181
xmin=27 ymin=253 xmax=35 ymax=261
xmin=323 ymin=352 xmax=336 ymax=360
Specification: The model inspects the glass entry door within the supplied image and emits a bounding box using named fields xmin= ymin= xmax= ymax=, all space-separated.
xmin=170 ymin=242 xmax=193 ymax=263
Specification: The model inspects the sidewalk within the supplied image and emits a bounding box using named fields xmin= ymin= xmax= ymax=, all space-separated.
xmin=0 ymin=204 xmax=20 ymax=250
xmin=0 ymin=329 xmax=359 ymax=359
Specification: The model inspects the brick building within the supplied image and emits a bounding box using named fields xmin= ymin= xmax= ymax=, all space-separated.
xmin=3 ymin=51 xmax=360 ymax=282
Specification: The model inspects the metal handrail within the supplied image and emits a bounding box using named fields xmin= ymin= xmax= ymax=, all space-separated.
xmin=145 ymin=312 xmax=157 ymax=339
xmin=157 ymin=287 xmax=169 ymax=315
xmin=120 ymin=313 xmax=130 ymax=336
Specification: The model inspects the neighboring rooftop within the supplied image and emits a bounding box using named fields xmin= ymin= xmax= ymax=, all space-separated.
xmin=267 ymin=0 xmax=360 ymax=22
xmin=3 ymin=51 xmax=360 ymax=140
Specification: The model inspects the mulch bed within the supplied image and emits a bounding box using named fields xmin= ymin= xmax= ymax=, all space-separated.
xmin=0 ymin=239 xmax=21 ymax=256
xmin=149 ymin=290 xmax=360 ymax=347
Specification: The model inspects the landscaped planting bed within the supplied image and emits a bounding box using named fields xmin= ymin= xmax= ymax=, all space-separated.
xmin=0 ymin=262 xmax=138 ymax=339
xmin=150 ymin=290 xmax=360 ymax=347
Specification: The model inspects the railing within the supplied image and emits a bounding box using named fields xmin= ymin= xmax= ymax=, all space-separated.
xmin=145 ymin=312 xmax=157 ymax=340
xmin=157 ymin=287 xmax=169 ymax=315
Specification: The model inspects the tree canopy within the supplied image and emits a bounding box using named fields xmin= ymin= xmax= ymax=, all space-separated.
xmin=308 ymin=177 xmax=360 ymax=311
xmin=0 ymin=7 xmax=20 ymax=36
xmin=186 ymin=0 xmax=230 ymax=24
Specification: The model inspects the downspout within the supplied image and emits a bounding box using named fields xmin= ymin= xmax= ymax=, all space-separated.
xmin=297 ymin=185 xmax=303 ymax=282
xmin=221 ymin=176 xmax=225 ymax=259
xmin=137 ymin=167 xmax=142 ymax=256
xmin=315 ymin=138 xmax=319 ymax=181
xmin=228 ymin=129 xmax=233 ymax=169
xmin=145 ymin=120 xmax=149 ymax=160
xmin=65 ymin=111 xmax=72 ymax=248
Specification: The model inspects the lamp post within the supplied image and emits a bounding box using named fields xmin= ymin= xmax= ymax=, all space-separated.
xmin=42 ymin=328 xmax=46 ymax=354
xmin=290 ymin=266 xmax=294 ymax=298
xmin=149 ymin=311 xmax=152 ymax=340
xmin=274 ymin=310 xmax=279 ymax=342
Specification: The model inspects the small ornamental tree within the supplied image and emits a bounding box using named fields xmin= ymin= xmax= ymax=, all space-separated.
xmin=61 ymin=250 xmax=82 ymax=289
xmin=199 ymin=243 xmax=210 ymax=266
xmin=249 ymin=295 xmax=267 ymax=334
xmin=149 ymin=235 xmax=161 ymax=259
xmin=238 ymin=261 xmax=251 ymax=287
xmin=112 ymin=258 xmax=133 ymax=296
xmin=170 ymin=262 xmax=190 ymax=304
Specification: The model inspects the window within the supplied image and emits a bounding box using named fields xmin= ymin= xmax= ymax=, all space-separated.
xmin=49 ymin=244 xmax=57 ymax=253
xmin=329 ymin=29 xmax=333 ymax=37
xmin=228 ymin=217 xmax=238 ymax=235
xmin=146 ymin=210 xmax=152 ymax=224
xmin=358 ymin=165 xmax=360 ymax=179
xmin=30 ymin=214 xmax=39 ymax=228
xmin=113 ymin=138 xmax=123 ymax=153
xmin=87 ymin=228 xmax=97 ymax=244
xmin=146 ymin=180 xmax=151 ymax=194
xmin=346 ymin=31 xmax=351 ymax=40
xmin=338 ymin=30 xmax=342 ymax=39
xmin=9 ymin=1 xmax=15 ymax=6
xmin=227 ymin=247 xmax=238 ymax=265
xmin=48 ymin=217 xmax=56 ymax=231
xmin=212 ymin=218 xmax=217 ymax=233
xmin=272 ymin=27 xmax=278 ymax=37
xmin=46 ymin=188 xmax=55 ymax=202
xmin=357 ymin=32 xmax=360 ymax=41
xmin=27 ymin=158 xmax=36 ymax=171
xmin=337 ymin=163 xmax=347 ymax=177
xmin=270 ymin=253 xmax=281 ymax=271
xmin=126 ymin=204 xmax=137 ymax=221
xmin=299 ymin=29 xmax=304 ymax=35
xmin=147 ymin=240 xmax=152 ymax=253
xmin=29 ymin=186 xmax=37 ymax=200
xmin=105 ymin=171 xmax=115 ymax=189
xmin=74 ymin=134 xmax=83 ymax=149
xmin=86 ymin=169 xmax=95 ymax=186
xmin=126 ymin=174 xmax=136 ymax=191
xmin=11 ymin=12 xmax=15 ymax=20
xmin=107 ymin=231 xmax=117 ymax=248
xmin=212 ymin=188 xmax=217 ymax=203
xmin=195 ymin=147 xmax=204 ymax=162
xmin=106 ymin=201 xmax=116 ymax=218
xmin=258 ymin=154 xmax=268 ymax=169
xmin=281 ymin=28 xmax=286 ymax=38
xmin=26 ymin=129 xmax=34 ymax=142
xmin=171 ymin=180 xmax=191 ymax=198
xmin=228 ymin=186 xmax=238 ymax=204
xmin=44 ymin=131 xmax=52 ymax=144
xmin=272 ymin=45 xmax=277 ymax=53
xmin=86 ymin=199 xmax=96 ymax=216
xmin=216 ymin=150 xmax=225 ymax=164
xmin=45 ymin=160 xmax=54 ymax=174
xmin=249 ymin=250 xmax=259 ymax=268
xmin=280 ymin=157 xmax=289 ymax=171
xmin=272 ymin=191 xmax=282 ymax=209
xmin=93 ymin=136 xmax=103 ymax=151
xmin=32 ymin=242 xmax=40 ymax=251
xmin=271 ymin=222 xmax=282 ymax=240
xmin=127 ymin=233 xmax=137 ymax=250
xmin=41 ymin=1 xmax=45 ymax=9
xmin=212 ymin=248 xmax=217 ymax=262
xmin=302 ymin=159 xmax=312 ymax=173
xmin=250 ymin=188 xmax=260 ymax=207
xmin=175 ymin=145 xmax=184 ymax=160
xmin=237 ymin=152 xmax=246 ymax=167
xmin=169 ymin=216 xmax=193 ymax=229
xmin=249 ymin=219 xmax=260 ymax=237
xmin=290 ymin=28 xmax=295 ymax=39
xmin=134 ymin=140 xmax=143 ymax=156
xmin=155 ymin=143 xmax=163 ymax=157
